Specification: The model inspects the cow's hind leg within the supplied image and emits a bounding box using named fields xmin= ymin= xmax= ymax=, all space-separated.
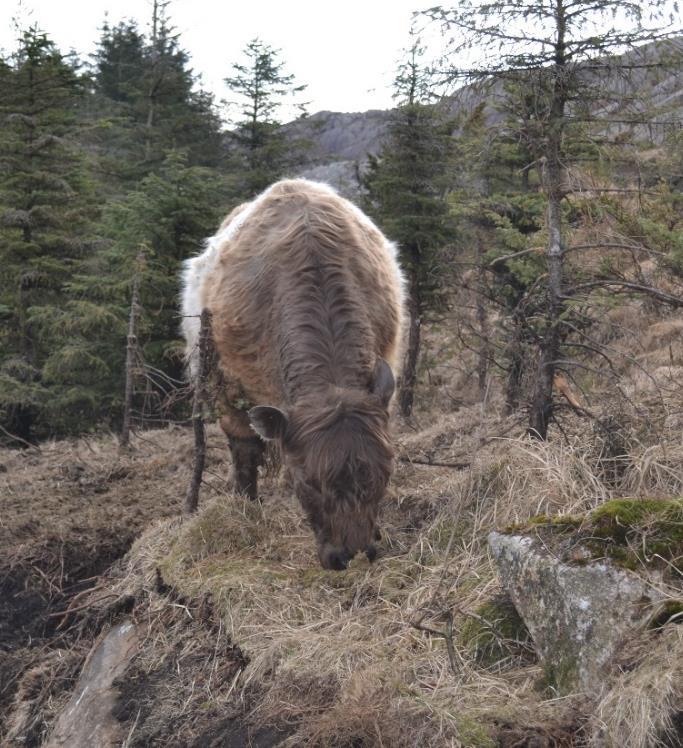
xmin=228 ymin=435 xmax=264 ymax=500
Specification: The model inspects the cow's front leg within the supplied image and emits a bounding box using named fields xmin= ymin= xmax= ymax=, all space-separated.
xmin=227 ymin=435 xmax=264 ymax=500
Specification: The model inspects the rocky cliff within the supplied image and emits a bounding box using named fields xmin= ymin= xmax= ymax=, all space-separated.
xmin=286 ymin=38 xmax=683 ymax=195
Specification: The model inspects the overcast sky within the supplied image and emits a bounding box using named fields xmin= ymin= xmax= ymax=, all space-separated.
xmin=2 ymin=0 xmax=444 ymax=116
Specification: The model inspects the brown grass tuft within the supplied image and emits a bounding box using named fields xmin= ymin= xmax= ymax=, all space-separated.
xmin=589 ymin=627 xmax=683 ymax=747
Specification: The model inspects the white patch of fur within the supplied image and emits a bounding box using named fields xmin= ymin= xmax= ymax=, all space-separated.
xmin=180 ymin=241 xmax=220 ymax=379
xmin=179 ymin=183 xmax=280 ymax=378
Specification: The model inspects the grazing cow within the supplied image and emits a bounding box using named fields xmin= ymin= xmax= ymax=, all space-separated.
xmin=181 ymin=179 xmax=405 ymax=570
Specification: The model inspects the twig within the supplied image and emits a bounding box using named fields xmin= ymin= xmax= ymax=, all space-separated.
xmin=59 ymin=581 xmax=107 ymax=611
xmin=488 ymin=247 xmax=542 ymax=267
xmin=566 ymin=280 xmax=683 ymax=308
xmin=121 ymin=248 xmax=145 ymax=450
xmin=410 ymin=612 xmax=459 ymax=677
xmin=48 ymin=592 xmax=120 ymax=629
xmin=399 ymin=456 xmax=470 ymax=470
xmin=0 ymin=423 xmax=41 ymax=451
xmin=31 ymin=564 xmax=62 ymax=597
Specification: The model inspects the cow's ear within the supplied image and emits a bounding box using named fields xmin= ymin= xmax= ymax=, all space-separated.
xmin=370 ymin=358 xmax=395 ymax=407
xmin=248 ymin=406 xmax=288 ymax=440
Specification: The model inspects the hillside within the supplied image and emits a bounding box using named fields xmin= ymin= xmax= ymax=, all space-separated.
xmin=1 ymin=295 xmax=682 ymax=747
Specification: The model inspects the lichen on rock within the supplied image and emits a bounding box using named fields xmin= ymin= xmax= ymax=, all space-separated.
xmin=488 ymin=498 xmax=681 ymax=695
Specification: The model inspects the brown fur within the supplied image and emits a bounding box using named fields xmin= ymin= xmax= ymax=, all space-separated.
xmin=200 ymin=180 xmax=404 ymax=569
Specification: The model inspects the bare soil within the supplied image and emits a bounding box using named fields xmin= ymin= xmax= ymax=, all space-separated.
xmin=0 ymin=427 xmax=202 ymax=744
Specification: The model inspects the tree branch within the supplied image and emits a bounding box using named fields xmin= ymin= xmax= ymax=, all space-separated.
xmin=566 ymin=281 xmax=683 ymax=307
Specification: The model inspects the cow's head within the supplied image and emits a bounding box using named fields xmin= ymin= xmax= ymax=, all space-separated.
xmin=248 ymin=360 xmax=395 ymax=570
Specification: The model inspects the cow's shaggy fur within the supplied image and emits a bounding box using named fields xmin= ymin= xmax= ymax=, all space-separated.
xmin=181 ymin=179 xmax=405 ymax=569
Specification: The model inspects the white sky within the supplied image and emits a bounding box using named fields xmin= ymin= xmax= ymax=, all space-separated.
xmin=2 ymin=0 xmax=444 ymax=117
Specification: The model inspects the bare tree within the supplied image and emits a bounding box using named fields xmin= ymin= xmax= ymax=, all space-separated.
xmin=426 ymin=0 xmax=682 ymax=438
xmin=184 ymin=309 xmax=213 ymax=515
xmin=120 ymin=248 xmax=146 ymax=449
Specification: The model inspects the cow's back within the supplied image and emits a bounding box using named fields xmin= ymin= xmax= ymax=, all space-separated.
xmin=194 ymin=179 xmax=405 ymax=406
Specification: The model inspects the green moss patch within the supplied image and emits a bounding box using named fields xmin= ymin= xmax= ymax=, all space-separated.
xmin=648 ymin=600 xmax=683 ymax=629
xmin=459 ymin=594 xmax=534 ymax=669
xmin=538 ymin=657 xmax=580 ymax=696
xmin=504 ymin=498 xmax=683 ymax=576
xmin=505 ymin=513 xmax=581 ymax=534
xmin=586 ymin=498 xmax=683 ymax=572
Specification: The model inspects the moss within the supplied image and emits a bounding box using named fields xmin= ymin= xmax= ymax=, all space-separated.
xmin=648 ymin=600 xmax=683 ymax=629
xmin=459 ymin=594 xmax=533 ymax=668
xmin=504 ymin=513 xmax=580 ymax=534
xmin=586 ymin=498 xmax=683 ymax=572
xmin=426 ymin=517 xmax=470 ymax=552
xmin=455 ymin=716 xmax=496 ymax=748
xmin=591 ymin=498 xmax=683 ymax=532
xmin=504 ymin=499 xmax=683 ymax=576
xmin=539 ymin=656 xmax=580 ymax=696
xmin=529 ymin=513 xmax=581 ymax=527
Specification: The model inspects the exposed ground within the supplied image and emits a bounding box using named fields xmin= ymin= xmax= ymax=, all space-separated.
xmin=1 ymin=301 xmax=683 ymax=747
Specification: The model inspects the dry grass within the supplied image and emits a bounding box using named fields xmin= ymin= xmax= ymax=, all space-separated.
xmin=3 ymin=307 xmax=683 ymax=746
xmin=589 ymin=627 xmax=683 ymax=748
xmin=124 ymin=401 xmax=678 ymax=746
xmin=9 ymin=380 xmax=671 ymax=746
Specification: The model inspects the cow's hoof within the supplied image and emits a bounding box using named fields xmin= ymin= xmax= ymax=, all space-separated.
xmin=319 ymin=545 xmax=352 ymax=571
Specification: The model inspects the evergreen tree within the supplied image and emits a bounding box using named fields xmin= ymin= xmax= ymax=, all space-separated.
xmin=225 ymin=38 xmax=307 ymax=196
xmin=363 ymin=38 xmax=453 ymax=417
xmin=449 ymin=91 xmax=547 ymax=411
xmin=137 ymin=1 xmax=222 ymax=168
xmin=90 ymin=5 xmax=223 ymax=184
xmin=84 ymin=152 xmax=226 ymax=413
xmin=0 ymin=27 xmax=96 ymax=440
xmin=93 ymin=19 xmax=146 ymax=105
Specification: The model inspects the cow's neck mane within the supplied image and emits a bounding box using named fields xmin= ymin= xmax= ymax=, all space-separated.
xmin=276 ymin=232 xmax=375 ymax=404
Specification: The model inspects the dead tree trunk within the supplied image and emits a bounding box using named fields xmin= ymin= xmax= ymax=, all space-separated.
xmin=398 ymin=269 xmax=421 ymax=418
xmin=184 ymin=308 xmax=213 ymax=515
xmin=120 ymin=258 xmax=142 ymax=450
xmin=528 ymin=7 xmax=568 ymax=440
xmin=144 ymin=0 xmax=164 ymax=162
xmin=476 ymin=232 xmax=490 ymax=398
xmin=505 ymin=308 xmax=525 ymax=414
xmin=528 ymin=184 xmax=564 ymax=439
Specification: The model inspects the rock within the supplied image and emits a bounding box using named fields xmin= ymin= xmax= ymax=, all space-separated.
xmin=488 ymin=531 xmax=664 ymax=694
xmin=295 ymin=160 xmax=363 ymax=200
xmin=283 ymin=109 xmax=392 ymax=163
xmin=46 ymin=620 xmax=140 ymax=747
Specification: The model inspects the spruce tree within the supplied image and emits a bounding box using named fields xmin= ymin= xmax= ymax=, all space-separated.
xmin=225 ymin=38 xmax=307 ymax=197
xmin=449 ymin=91 xmax=547 ymax=412
xmin=0 ymin=27 xmax=96 ymax=440
xmin=363 ymin=38 xmax=453 ymax=417
xmin=87 ymin=152 xmax=226 ymax=405
xmin=137 ymin=1 xmax=222 ymax=168
xmin=93 ymin=19 xmax=146 ymax=105
xmin=90 ymin=6 xmax=223 ymax=183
